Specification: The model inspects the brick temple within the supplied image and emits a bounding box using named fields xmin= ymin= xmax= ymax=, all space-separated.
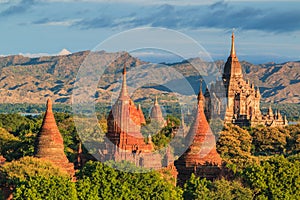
xmin=35 ymin=99 xmax=75 ymax=176
xmin=206 ymin=32 xmax=288 ymax=127
xmin=104 ymin=66 xmax=162 ymax=169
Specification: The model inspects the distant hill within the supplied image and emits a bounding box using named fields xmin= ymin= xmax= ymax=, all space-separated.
xmin=241 ymin=61 xmax=300 ymax=103
xmin=0 ymin=51 xmax=299 ymax=104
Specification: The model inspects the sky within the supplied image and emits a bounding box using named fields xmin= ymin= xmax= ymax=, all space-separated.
xmin=0 ymin=0 xmax=300 ymax=64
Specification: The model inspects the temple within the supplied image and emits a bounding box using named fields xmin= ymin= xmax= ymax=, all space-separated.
xmin=150 ymin=96 xmax=165 ymax=126
xmin=104 ymin=66 xmax=161 ymax=169
xmin=175 ymin=81 xmax=222 ymax=186
xmin=35 ymin=99 xmax=75 ymax=176
xmin=207 ymin=32 xmax=288 ymax=127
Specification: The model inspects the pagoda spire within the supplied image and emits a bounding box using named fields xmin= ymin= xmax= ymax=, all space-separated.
xmin=223 ymin=31 xmax=243 ymax=79
xmin=119 ymin=65 xmax=129 ymax=100
xmin=197 ymin=79 xmax=204 ymax=102
xmin=230 ymin=31 xmax=236 ymax=57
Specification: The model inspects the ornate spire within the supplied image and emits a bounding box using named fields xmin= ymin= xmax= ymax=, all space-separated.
xmin=230 ymin=31 xmax=236 ymax=57
xmin=223 ymin=31 xmax=243 ymax=78
xmin=197 ymin=80 xmax=205 ymax=102
xmin=119 ymin=65 xmax=129 ymax=100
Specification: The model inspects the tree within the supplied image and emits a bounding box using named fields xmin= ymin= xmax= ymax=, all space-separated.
xmin=217 ymin=124 xmax=256 ymax=171
xmin=13 ymin=175 xmax=77 ymax=200
xmin=242 ymin=155 xmax=300 ymax=199
xmin=0 ymin=157 xmax=75 ymax=199
xmin=183 ymin=174 xmax=253 ymax=200
xmin=250 ymin=126 xmax=289 ymax=156
xmin=286 ymin=124 xmax=300 ymax=155
xmin=76 ymin=161 xmax=183 ymax=200
xmin=183 ymin=174 xmax=211 ymax=200
xmin=209 ymin=179 xmax=253 ymax=200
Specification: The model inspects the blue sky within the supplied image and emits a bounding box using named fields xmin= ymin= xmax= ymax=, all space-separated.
xmin=0 ymin=0 xmax=300 ymax=63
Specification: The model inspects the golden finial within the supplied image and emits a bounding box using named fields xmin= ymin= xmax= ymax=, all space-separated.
xmin=230 ymin=30 xmax=236 ymax=57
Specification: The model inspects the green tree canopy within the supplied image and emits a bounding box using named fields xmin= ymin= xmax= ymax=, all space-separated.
xmin=76 ymin=160 xmax=183 ymax=200
xmin=217 ymin=124 xmax=256 ymax=171
xmin=0 ymin=157 xmax=76 ymax=200
xmin=242 ymin=155 xmax=300 ymax=199
xmin=183 ymin=174 xmax=253 ymax=200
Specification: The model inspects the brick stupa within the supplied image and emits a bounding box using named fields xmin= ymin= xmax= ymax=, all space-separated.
xmin=175 ymin=81 xmax=222 ymax=186
xmin=35 ymin=99 xmax=74 ymax=176
xmin=150 ymin=96 xmax=165 ymax=125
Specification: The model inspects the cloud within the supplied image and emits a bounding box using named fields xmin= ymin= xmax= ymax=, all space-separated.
xmin=33 ymin=18 xmax=81 ymax=26
xmin=72 ymin=1 xmax=300 ymax=33
xmin=0 ymin=0 xmax=36 ymax=16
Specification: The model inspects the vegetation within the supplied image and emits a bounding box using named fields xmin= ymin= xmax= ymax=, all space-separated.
xmin=183 ymin=174 xmax=253 ymax=200
xmin=76 ymin=161 xmax=182 ymax=200
xmin=0 ymin=157 xmax=76 ymax=199
xmin=242 ymin=155 xmax=300 ymax=199
xmin=0 ymin=113 xmax=299 ymax=199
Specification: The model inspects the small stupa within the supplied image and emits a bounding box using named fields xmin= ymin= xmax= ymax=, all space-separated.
xmin=35 ymin=98 xmax=74 ymax=176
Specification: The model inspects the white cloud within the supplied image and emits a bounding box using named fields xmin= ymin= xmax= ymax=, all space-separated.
xmin=40 ymin=19 xmax=80 ymax=27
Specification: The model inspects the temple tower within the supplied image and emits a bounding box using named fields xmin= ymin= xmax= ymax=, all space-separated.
xmin=106 ymin=66 xmax=161 ymax=169
xmin=35 ymin=99 xmax=74 ymax=176
xmin=220 ymin=32 xmax=262 ymax=126
xmin=150 ymin=96 xmax=165 ymax=125
xmin=208 ymin=32 xmax=287 ymax=127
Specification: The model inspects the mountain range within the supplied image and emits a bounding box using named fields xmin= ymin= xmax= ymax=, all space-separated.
xmin=0 ymin=51 xmax=299 ymax=105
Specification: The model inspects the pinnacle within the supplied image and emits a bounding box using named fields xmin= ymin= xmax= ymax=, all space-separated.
xmin=230 ymin=31 xmax=236 ymax=57
xmin=197 ymin=80 xmax=205 ymax=102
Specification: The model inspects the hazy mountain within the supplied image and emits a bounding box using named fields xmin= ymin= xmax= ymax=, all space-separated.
xmin=0 ymin=51 xmax=298 ymax=104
